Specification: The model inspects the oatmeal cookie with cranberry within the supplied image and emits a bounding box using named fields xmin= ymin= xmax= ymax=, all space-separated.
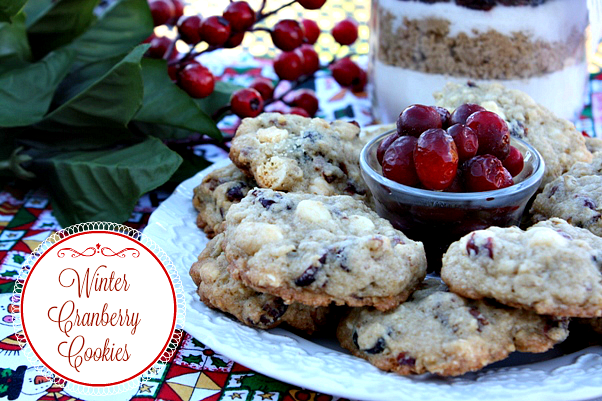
xmin=193 ymin=163 xmax=256 ymax=238
xmin=441 ymin=218 xmax=602 ymax=317
xmin=190 ymin=233 xmax=331 ymax=334
xmin=223 ymin=188 xmax=427 ymax=311
xmin=337 ymin=278 xmax=569 ymax=376
xmin=434 ymin=82 xmax=592 ymax=186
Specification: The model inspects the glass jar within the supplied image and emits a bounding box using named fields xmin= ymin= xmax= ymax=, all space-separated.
xmin=370 ymin=0 xmax=589 ymax=122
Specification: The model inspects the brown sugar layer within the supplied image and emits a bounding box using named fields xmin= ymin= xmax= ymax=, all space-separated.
xmin=376 ymin=11 xmax=585 ymax=80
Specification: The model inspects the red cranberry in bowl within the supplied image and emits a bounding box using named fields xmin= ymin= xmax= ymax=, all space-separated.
xmin=396 ymin=105 xmax=442 ymax=137
xmin=434 ymin=106 xmax=451 ymax=128
xmin=502 ymin=146 xmax=524 ymax=177
xmin=377 ymin=133 xmax=399 ymax=164
xmin=414 ymin=128 xmax=458 ymax=190
xmin=463 ymin=155 xmax=513 ymax=192
xmin=382 ymin=136 xmax=419 ymax=186
xmin=447 ymin=124 xmax=478 ymax=162
xmin=466 ymin=110 xmax=510 ymax=160
xmin=449 ymin=103 xmax=486 ymax=125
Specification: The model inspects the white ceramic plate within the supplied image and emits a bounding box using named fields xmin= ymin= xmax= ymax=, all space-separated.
xmin=144 ymin=157 xmax=602 ymax=401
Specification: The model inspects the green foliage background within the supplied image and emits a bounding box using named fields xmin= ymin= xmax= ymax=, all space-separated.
xmin=0 ymin=0 xmax=236 ymax=226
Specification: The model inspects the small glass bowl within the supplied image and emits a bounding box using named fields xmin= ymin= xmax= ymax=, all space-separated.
xmin=360 ymin=130 xmax=545 ymax=270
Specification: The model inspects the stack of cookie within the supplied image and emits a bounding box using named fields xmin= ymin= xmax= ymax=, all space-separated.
xmin=190 ymin=113 xmax=428 ymax=334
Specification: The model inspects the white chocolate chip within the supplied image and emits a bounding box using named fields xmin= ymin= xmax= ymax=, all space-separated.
xmin=295 ymin=199 xmax=332 ymax=223
xmin=235 ymin=222 xmax=284 ymax=254
xmin=257 ymin=127 xmax=289 ymax=143
xmin=309 ymin=176 xmax=334 ymax=195
xmin=348 ymin=215 xmax=375 ymax=235
xmin=526 ymin=227 xmax=568 ymax=248
xmin=257 ymin=156 xmax=302 ymax=190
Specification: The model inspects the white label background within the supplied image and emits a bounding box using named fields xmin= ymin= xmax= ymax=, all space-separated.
xmin=21 ymin=231 xmax=176 ymax=386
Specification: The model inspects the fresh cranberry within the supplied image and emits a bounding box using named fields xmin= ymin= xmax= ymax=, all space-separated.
xmin=145 ymin=36 xmax=172 ymax=58
xmin=466 ymin=111 xmax=510 ymax=160
xmin=178 ymin=64 xmax=215 ymax=98
xmin=199 ymin=16 xmax=231 ymax=46
xmin=149 ymin=0 xmax=175 ymax=26
xmin=377 ymin=133 xmax=399 ymax=165
xmin=330 ymin=57 xmax=361 ymax=87
xmin=250 ymin=77 xmax=274 ymax=100
xmin=396 ymin=105 xmax=442 ymax=137
xmin=444 ymin=174 xmax=464 ymax=192
xmin=434 ymin=106 xmax=451 ymax=128
xmin=463 ymin=155 xmax=513 ymax=192
xmin=332 ymin=19 xmax=358 ymax=46
xmin=171 ymin=0 xmax=184 ymax=20
xmin=271 ymin=20 xmax=304 ymax=51
xmin=177 ymin=15 xmax=202 ymax=44
xmin=273 ymin=51 xmax=304 ymax=81
xmin=296 ymin=44 xmax=320 ymax=76
xmin=289 ymin=107 xmax=310 ymax=117
xmin=414 ymin=128 xmax=458 ymax=190
xmin=351 ymin=68 xmax=367 ymax=93
xmin=302 ymin=19 xmax=320 ymax=44
xmin=223 ymin=1 xmax=255 ymax=32
xmin=450 ymin=103 xmax=486 ymax=125
xmin=447 ymin=124 xmax=478 ymax=162
xmin=291 ymin=89 xmax=319 ymax=116
xmin=224 ymin=31 xmax=246 ymax=48
xmin=382 ymin=136 xmax=419 ymax=186
xmin=502 ymin=146 xmax=524 ymax=177
xmin=231 ymin=88 xmax=264 ymax=118
xmin=168 ymin=64 xmax=179 ymax=82
xmin=298 ymin=0 xmax=327 ymax=9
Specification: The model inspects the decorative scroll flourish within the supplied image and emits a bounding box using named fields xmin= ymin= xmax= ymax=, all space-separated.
xmin=100 ymin=247 xmax=140 ymax=258
xmin=56 ymin=247 xmax=97 ymax=258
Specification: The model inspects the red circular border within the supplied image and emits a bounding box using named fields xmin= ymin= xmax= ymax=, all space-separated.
xmin=20 ymin=230 xmax=178 ymax=387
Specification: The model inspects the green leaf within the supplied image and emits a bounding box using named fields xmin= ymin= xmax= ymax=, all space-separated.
xmin=0 ymin=48 xmax=74 ymax=127
xmin=191 ymin=338 xmax=205 ymax=348
xmin=35 ymin=45 xmax=147 ymax=133
xmin=182 ymin=354 xmax=204 ymax=365
xmin=195 ymin=81 xmax=242 ymax=118
xmin=68 ymin=0 xmax=153 ymax=66
xmin=168 ymin=150 xmax=211 ymax=185
xmin=12 ymin=254 xmax=25 ymax=265
xmin=27 ymin=0 xmax=99 ymax=59
xmin=134 ymin=58 xmax=222 ymax=139
xmin=0 ymin=13 xmax=32 ymax=73
xmin=210 ymin=356 xmax=227 ymax=368
xmin=23 ymin=0 xmax=52 ymax=27
xmin=0 ymin=0 xmax=27 ymax=22
xmin=28 ymin=136 xmax=182 ymax=226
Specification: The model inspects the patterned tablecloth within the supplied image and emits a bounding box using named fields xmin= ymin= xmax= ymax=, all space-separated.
xmin=0 ymin=56 xmax=601 ymax=401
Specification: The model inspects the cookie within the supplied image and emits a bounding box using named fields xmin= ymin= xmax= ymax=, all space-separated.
xmin=224 ymin=188 xmax=427 ymax=311
xmin=193 ymin=163 xmax=256 ymax=238
xmin=585 ymin=137 xmax=602 ymax=155
xmin=441 ymin=218 xmax=602 ymax=317
xmin=190 ymin=233 xmax=331 ymax=334
xmin=337 ymin=278 xmax=569 ymax=377
xmin=434 ymin=82 xmax=592 ymax=187
xmin=531 ymin=165 xmax=602 ymax=237
xmin=229 ymin=113 xmax=368 ymax=196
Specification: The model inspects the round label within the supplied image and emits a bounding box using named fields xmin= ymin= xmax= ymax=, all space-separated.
xmin=20 ymin=228 xmax=178 ymax=387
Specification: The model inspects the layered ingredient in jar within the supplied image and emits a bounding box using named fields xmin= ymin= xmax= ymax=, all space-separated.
xmin=371 ymin=0 xmax=588 ymax=121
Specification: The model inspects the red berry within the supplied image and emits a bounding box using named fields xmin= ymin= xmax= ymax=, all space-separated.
xmin=434 ymin=106 xmax=451 ymax=128
xmin=224 ymin=31 xmax=246 ymax=48
xmin=351 ymin=68 xmax=367 ymax=93
xmin=172 ymin=0 xmax=184 ymax=18
xmin=296 ymin=44 xmax=320 ymax=76
xmin=464 ymin=155 xmax=513 ymax=192
xmin=168 ymin=64 xmax=179 ymax=82
xmin=450 ymin=103 xmax=486 ymax=125
xmin=177 ymin=15 xmax=202 ymax=44
xmin=382 ymin=136 xmax=419 ymax=186
xmin=145 ymin=36 xmax=171 ymax=58
xmin=223 ymin=1 xmax=255 ymax=32
xmin=250 ymin=77 xmax=274 ymax=101
xmin=271 ymin=20 xmax=304 ymax=51
xmin=302 ymin=19 xmax=320 ymax=44
xmin=178 ymin=64 xmax=215 ymax=98
xmin=447 ymin=124 xmax=478 ymax=162
xmin=377 ymin=133 xmax=399 ymax=165
xmin=414 ymin=128 xmax=458 ymax=190
xmin=502 ymin=146 xmax=524 ymax=177
xmin=444 ymin=174 xmax=464 ymax=193
xmin=273 ymin=51 xmax=304 ymax=81
xmin=149 ymin=0 xmax=175 ymax=26
xmin=466 ymin=111 xmax=510 ymax=160
xmin=291 ymin=89 xmax=319 ymax=116
xmin=289 ymin=107 xmax=310 ymax=117
xmin=396 ymin=104 xmax=442 ymax=137
xmin=200 ymin=16 xmax=231 ymax=46
xmin=298 ymin=0 xmax=327 ymax=9
xmin=332 ymin=19 xmax=358 ymax=46
xmin=231 ymin=88 xmax=264 ymax=118
xmin=330 ymin=57 xmax=360 ymax=87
